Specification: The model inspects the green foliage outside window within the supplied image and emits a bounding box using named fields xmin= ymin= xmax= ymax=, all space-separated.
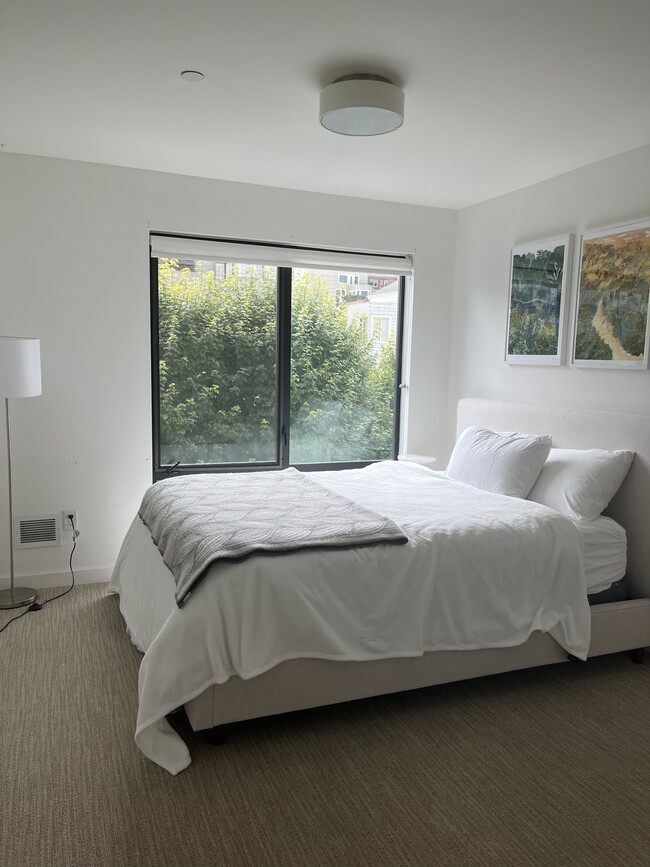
xmin=158 ymin=260 xmax=396 ymax=465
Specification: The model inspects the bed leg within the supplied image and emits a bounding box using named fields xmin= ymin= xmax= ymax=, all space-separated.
xmin=204 ymin=724 xmax=228 ymax=745
xmin=630 ymin=648 xmax=646 ymax=664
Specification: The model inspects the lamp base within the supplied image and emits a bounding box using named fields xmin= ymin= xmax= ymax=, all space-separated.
xmin=0 ymin=586 xmax=38 ymax=609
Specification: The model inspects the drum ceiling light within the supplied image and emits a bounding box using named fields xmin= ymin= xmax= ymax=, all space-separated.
xmin=319 ymin=74 xmax=404 ymax=136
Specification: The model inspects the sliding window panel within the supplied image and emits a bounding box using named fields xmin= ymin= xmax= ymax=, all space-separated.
xmin=154 ymin=257 xmax=280 ymax=471
xmin=290 ymin=268 xmax=401 ymax=464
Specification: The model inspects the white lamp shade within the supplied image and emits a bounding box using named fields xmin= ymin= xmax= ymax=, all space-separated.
xmin=0 ymin=337 xmax=42 ymax=397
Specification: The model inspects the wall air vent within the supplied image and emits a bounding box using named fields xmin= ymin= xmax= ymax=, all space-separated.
xmin=13 ymin=514 xmax=61 ymax=549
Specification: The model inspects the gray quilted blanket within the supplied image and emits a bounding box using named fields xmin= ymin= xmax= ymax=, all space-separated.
xmin=139 ymin=467 xmax=408 ymax=606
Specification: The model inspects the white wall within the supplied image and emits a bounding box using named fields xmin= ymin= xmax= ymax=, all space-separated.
xmin=448 ymin=144 xmax=650 ymax=461
xmin=0 ymin=153 xmax=456 ymax=588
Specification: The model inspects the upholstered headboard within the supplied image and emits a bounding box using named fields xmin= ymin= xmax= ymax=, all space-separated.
xmin=457 ymin=399 xmax=650 ymax=599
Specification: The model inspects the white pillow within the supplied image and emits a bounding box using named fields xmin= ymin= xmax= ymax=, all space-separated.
xmin=527 ymin=448 xmax=634 ymax=520
xmin=446 ymin=426 xmax=552 ymax=498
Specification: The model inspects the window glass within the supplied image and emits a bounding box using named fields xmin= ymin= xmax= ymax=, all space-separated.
xmin=152 ymin=241 xmax=406 ymax=478
xmin=157 ymin=257 xmax=278 ymax=466
xmin=290 ymin=269 xmax=399 ymax=464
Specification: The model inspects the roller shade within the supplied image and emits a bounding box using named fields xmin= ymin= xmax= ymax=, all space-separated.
xmin=150 ymin=234 xmax=413 ymax=276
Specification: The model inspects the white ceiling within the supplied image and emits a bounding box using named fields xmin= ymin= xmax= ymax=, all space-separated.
xmin=2 ymin=0 xmax=650 ymax=209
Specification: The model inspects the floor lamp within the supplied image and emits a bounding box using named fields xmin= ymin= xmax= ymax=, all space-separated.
xmin=0 ymin=336 xmax=42 ymax=609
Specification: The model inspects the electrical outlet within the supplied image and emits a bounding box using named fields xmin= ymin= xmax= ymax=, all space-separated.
xmin=62 ymin=510 xmax=78 ymax=531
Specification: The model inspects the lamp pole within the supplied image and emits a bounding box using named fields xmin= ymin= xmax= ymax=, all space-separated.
xmin=0 ymin=337 xmax=41 ymax=609
xmin=0 ymin=398 xmax=37 ymax=609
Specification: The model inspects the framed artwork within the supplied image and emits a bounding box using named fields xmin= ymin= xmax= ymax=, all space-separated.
xmin=505 ymin=234 xmax=573 ymax=365
xmin=572 ymin=219 xmax=650 ymax=369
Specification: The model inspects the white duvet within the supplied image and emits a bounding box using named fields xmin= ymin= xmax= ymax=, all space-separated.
xmin=108 ymin=461 xmax=591 ymax=774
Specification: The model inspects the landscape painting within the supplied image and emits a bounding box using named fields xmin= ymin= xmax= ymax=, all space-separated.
xmin=506 ymin=235 xmax=572 ymax=365
xmin=573 ymin=220 xmax=650 ymax=368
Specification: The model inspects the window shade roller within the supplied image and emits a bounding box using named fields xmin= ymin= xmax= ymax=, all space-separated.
xmin=150 ymin=234 xmax=413 ymax=276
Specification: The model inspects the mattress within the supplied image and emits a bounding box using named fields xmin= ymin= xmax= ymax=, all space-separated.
xmin=425 ymin=468 xmax=627 ymax=594
xmin=574 ymin=516 xmax=627 ymax=595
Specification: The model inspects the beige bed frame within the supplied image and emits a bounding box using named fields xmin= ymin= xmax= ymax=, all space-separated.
xmin=184 ymin=399 xmax=650 ymax=734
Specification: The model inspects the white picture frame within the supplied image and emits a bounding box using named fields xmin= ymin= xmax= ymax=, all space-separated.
xmin=572 ymin=219 xmax=650 ymax=369
xmin=505 ymin=234 xmax=573 ymax=365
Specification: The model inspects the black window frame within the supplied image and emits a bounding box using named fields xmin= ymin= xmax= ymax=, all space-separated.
xmin=150 ymin=247 xmax=406 ymax=482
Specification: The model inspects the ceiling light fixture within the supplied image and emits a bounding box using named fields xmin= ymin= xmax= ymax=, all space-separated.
xmin=180 ymin=70 xmax=204 ymax=82
xmin=319 ymin=74 xmax=404 ymax=136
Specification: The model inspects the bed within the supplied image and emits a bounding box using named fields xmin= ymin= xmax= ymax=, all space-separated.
xmin=109 ymin=399 xmax=650 ymax=774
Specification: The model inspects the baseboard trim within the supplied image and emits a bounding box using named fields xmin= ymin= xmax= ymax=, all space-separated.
xmin=0 ymin=566 xmax=113 ymax=591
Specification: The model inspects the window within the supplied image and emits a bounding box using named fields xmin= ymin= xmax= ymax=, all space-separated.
xmin=150 ymin=235 xmax=410 ymax=479
xmin=338 ymin=273 xmax=362 ymax=285
xmin=371 ymin=315 xmax=391 ymax=345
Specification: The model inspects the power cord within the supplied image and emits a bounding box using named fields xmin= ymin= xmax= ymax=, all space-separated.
xmin=0 ymin=603 xmax=31 ymax=633
xmin=0 ymin=515 xmax=79 ymax=634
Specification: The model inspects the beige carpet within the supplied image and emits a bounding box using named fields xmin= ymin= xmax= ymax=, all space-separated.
xmin=1 ymin=583 xmax=649 ymax=867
